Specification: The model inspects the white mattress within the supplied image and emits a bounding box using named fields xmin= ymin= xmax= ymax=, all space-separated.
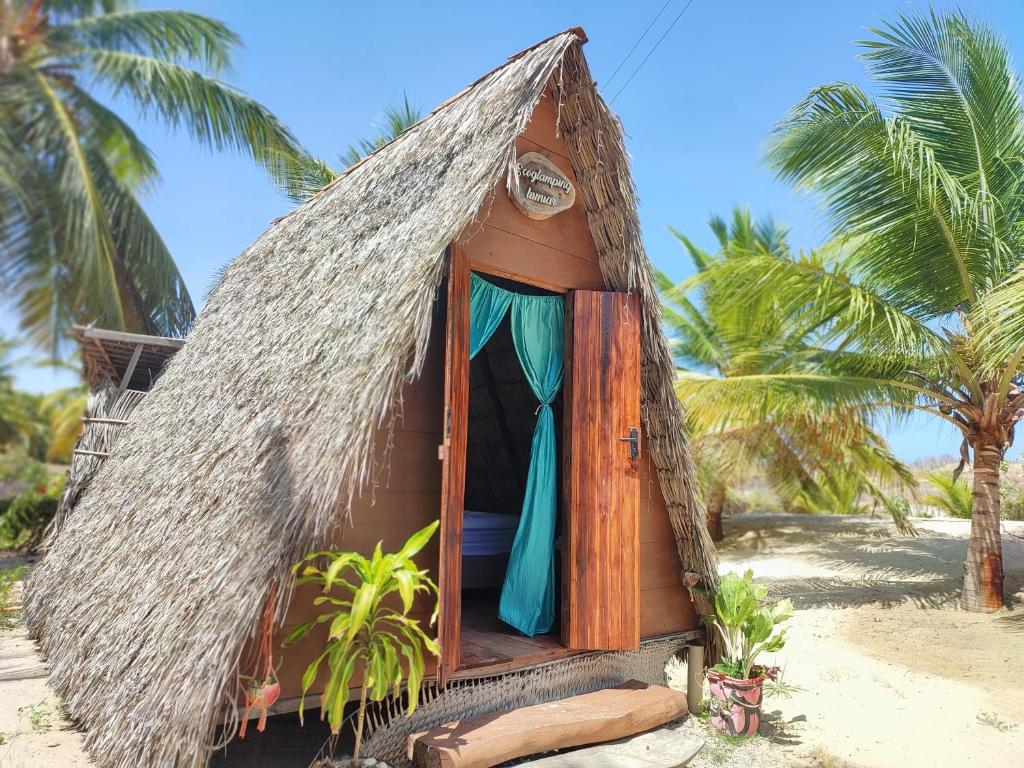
xmin=463 ymin=509 xmax=519 ymax=556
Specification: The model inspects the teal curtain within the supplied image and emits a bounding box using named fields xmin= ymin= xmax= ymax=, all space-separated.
xmin=467 ymin=274 xmax=564 ymax=637
xmin=469 ymin=275 xmax=512 ymax=357
xmin=498 ymin=295 xmax=564 ymax=636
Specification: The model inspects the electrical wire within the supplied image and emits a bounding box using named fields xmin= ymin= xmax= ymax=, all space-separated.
xmin=609 ymin=0 xmax=697 ymax=105
xmin=602 ymin=0 xmax=674 ymax=93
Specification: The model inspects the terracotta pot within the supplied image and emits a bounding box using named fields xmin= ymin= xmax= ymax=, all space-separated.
xmin=706 ymin=670 xmax=764 ymax=736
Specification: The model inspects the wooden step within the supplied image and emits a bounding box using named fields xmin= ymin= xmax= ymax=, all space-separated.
xmin=408 ymin=680 xmax=688 ymax=768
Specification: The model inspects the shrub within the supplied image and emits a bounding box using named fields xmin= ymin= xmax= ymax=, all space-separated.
xmin=1000 ymin=482 xmax=1024 ymax=522
xmin=0 ymin=477 xmax=63 ymax=551
xmin=921 ymin=470 xmax=972 ymax=519
xmin=0 ymin=448 xmax=47 ymax=493
xmin=705 ymin=570 xmax=793 ymax=680
xmin=285 ymin=521 xmax=440 ymax=764
xmin=0 ymin=565 xmax=26 ymax=630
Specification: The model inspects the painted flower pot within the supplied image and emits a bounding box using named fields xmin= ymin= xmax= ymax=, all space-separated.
xmin=706 ymin=670 xmax=764 ymax=736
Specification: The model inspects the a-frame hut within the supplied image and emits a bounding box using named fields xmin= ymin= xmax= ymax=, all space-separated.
xmin=25 ymin=28 xmax=717 ymax=768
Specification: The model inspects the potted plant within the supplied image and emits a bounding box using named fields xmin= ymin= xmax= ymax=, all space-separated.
xmin=704 ymin=570 xmax=792 ymax=736
xmin=285 ymin=521 xmax=440 ymax=766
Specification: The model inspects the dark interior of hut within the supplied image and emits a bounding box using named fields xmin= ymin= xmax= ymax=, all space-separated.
xmin=459 ymin=275 xmax=564 ymax=669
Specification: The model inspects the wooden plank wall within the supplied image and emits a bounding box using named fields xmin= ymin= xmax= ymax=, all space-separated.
xmin=271 ymin=83 xmax=696 ymax=700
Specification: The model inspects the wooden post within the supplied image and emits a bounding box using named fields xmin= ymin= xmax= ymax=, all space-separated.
xmin=686 ymin=644 xmax=704 ymax=714
xmin=119 ymin=343 xmax=143 ymax=392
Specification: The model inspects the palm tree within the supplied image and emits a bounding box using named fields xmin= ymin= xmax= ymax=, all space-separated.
xmin=702 ymin=10 xmax=1024 ymax=610
xmin=0 ymin=0 xmax=302 ymax=354
xmin=921 ymin=470 xmax=973 ymax=520
xmin=277 ymin=94 xmax=421 ymax=204
xmin=0 ymin=336 xmax=45 ymax=456
xmin=660 ymin=208 xmax=915 ymax=540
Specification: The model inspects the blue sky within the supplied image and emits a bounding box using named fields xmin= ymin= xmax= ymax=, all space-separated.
xmin=4 ymin=0 xmax=1023 ymax=461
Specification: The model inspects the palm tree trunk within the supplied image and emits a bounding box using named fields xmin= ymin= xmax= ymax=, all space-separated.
xmin=963 ymin=440 xmax=1005 ymax=611
xmin=706 ymin=483 xmax=726 ymax=542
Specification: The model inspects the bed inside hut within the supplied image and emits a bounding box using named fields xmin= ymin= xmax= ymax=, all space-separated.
xmin=458 ymin=274 xmax=564 ymax=669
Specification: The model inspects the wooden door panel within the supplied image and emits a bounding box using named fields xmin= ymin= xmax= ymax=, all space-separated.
xmin=437 ymin=245 xmax=470 ymax=684
xmin=563 ymin=291 xmax=641 ymax=651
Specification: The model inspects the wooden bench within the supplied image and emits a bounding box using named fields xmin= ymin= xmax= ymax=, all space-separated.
xmin=408 ymin=680 xmax=688 ymax=768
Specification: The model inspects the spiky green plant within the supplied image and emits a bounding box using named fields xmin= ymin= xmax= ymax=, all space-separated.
xmin=285 ymin=521 xmax=439 ymax=763
xmin=694 ymin=10 xmax=1024 ymax=610
xmin=0 ymin=0 xmax=303 ymax=354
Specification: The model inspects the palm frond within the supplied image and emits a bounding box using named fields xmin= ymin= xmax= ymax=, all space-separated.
xmin=54 ymin=9 xmax=238 ymax=71
xmin=767 ymin=82 xmax=991 ymax=313
xmin=862 ymin=9 xmax=1024 ymax=221
xmin=675 ymin=371 xmax=912 ymax=434
xmin=87 ymin=50 xmax=302 ymax=185
xmin=272 ymin=150 xmax=339 ymax=205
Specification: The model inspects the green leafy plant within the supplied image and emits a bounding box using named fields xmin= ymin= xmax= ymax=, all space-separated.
xmin=17 ymin=700 xmax=52 ymax=732
xmin=0 ymin=565 xmax=27 ymax=630
xmin=706 ymin=570 xmax=793 ymax=680
xmin=0 ymin=476 xmax=63 ymax=551
xmin=285 ymin=521 xmax=440 ymax=763
xmin=1000 ymin=481 xmax=1024 ymax=522
xmin=922 ymin=470 xmax=973 ymax=519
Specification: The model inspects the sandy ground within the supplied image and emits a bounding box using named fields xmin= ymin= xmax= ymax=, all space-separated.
xmin=2 ymin=516 xmax=1023 ymax=768
xmin=714 ymin=514 xmax=1024 ymax=768
xmin=0 ymin=574 xmax=92 ymax=768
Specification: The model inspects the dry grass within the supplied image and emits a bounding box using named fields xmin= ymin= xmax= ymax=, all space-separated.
xmin=24 ymin=29 xmax=714 ymax=768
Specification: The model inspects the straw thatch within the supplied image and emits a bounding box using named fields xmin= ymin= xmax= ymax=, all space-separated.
xmin=48 ymin=380 xmax=147 ymax=539
xmin=24 ymin=29 xmax=715 ymax=768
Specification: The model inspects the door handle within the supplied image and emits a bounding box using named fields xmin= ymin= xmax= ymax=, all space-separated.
xmin=619 ymin=427 xmax=641 ymax=460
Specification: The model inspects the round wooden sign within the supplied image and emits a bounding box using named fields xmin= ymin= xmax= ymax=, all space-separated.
xmin=509 ymin=152 xmax=576 ymax=220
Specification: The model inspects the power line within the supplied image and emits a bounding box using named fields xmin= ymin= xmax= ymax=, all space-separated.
xmin=609 ymin=0 xmax=696 ymax=105
xmin=603 ymin=0 xmax=674 ymax=93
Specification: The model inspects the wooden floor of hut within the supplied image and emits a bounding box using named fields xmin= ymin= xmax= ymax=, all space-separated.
xmin=459 ymin=588 xmax=565 ymax=672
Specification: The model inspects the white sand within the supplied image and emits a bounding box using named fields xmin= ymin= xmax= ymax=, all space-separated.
xmin=718 ymin=514 xmax=1024 ymax=768
xmin=0 ymin=577 xmax=92 ymax=768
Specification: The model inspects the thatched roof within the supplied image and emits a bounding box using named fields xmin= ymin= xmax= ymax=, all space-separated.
xmin=25 ymin=28 xmax=715 ymax=768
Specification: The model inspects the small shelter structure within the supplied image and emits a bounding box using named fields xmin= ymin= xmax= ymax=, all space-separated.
xmin=26 ymin=28 xmax=717 ymax=768
xmin=48 ymin=326 xmax=182 ymax=537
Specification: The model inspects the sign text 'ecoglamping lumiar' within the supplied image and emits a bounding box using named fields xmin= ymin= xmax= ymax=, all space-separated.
xmin=509 ymin=151 xmax=576 ymax=220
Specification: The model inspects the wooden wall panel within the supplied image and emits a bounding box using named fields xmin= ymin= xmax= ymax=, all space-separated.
xmin=641 ymin=587 xmax=699 ymax=637
xmin=460 ymin=222 xmax=604 ymax=293
xmin=477 ymin=139 xmax=598 ymax=262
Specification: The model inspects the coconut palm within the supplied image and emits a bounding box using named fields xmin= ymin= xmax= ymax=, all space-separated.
xmin=921 ymin=470 xmax=973 ymax=520
xmin=0 ymin=0 xmax=302 ymax=354
xmin=701 ymin=10 xmax=1024 ymax=609
xmin=277 ymin=94 xmax=421 ymax=204
xmin=660 ymin=208 xmax=915 ymax=540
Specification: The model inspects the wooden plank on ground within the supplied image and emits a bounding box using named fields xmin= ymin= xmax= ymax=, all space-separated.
xmin=408 ymin=680 xmax=687 ymax=768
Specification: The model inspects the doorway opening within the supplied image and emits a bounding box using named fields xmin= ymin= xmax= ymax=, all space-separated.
xmin=458 ymin=273 xmax=564 ymax=670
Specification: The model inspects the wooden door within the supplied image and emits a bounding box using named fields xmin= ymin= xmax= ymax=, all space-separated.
xmin=563 ymin=290 xmax=641 ymax=651
xmin=437 ymin=245 xmax=470 ymax=685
